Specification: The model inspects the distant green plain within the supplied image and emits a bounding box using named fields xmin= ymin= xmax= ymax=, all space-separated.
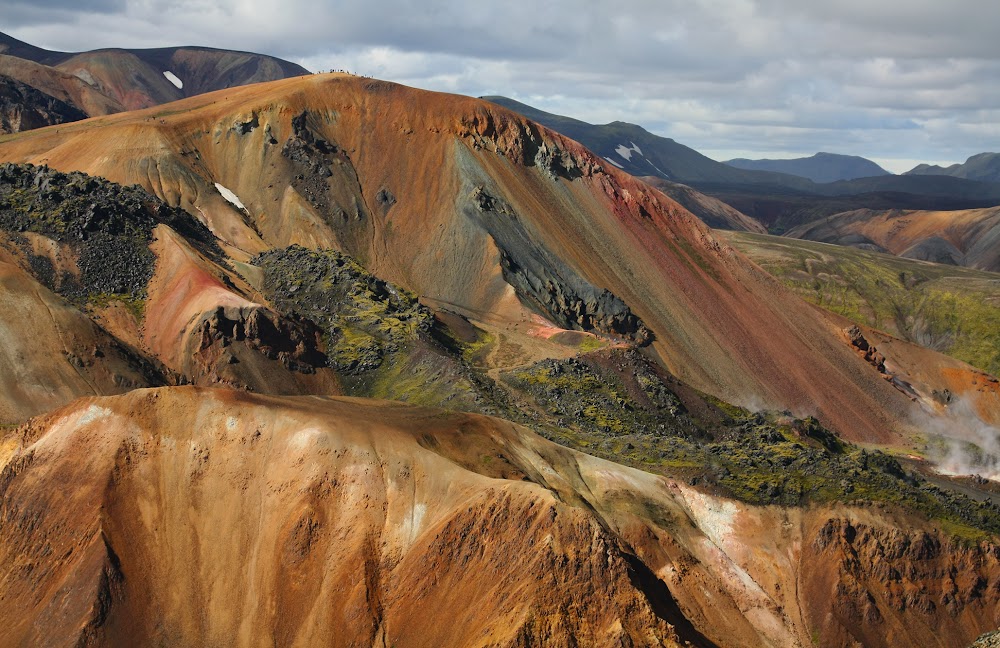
xmin=724 ymin=231 xmax=1000 ymax=376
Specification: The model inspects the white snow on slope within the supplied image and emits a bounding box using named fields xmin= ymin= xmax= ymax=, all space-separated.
xmin=604 ymin=156 xmax=625 ymax=169
xmin=163 ymin=71 xmax=183 ymax=89
xmin=615 ymin=142 xmax=644 ymax=162
xmin=215 ymin=183 xmax=246 ymax=211
xmin=649 ymin=162 xmax=670 ymax=178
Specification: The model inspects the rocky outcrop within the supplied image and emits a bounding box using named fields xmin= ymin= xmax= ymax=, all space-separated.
xmin=808 ymin=518 xmax=1000 ymax=647
xmin=499 ymin=249 xmax=653 ymax=344
xmin=847 ymin=324 xmax=887 ymax=373
xmin=280 ymin=109 xmax=373 ymax=248
xmin=252 ymin=245 xmax=434 ymax=374
xmin=187 ymin=304 xmax=328 ymax=382
xmin=0 ymin=162 xmax=219 ymax=302
xmin=971 ymin=630 xmax=1000 ymax=647
xmin=0 ymin=73 xmax=86 ymax=133
xmin=469 ymin=186 xmax=652 ymax=344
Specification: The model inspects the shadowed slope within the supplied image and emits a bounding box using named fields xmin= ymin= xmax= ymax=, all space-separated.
xmin=640 ymin=176 xmax=767 ymax=232
xmin=725 ymin=152 xmax=891 ymax=183
xmin=0 ymin=54 xmax=125 ymax=118
xmin=906 ymin=153 xmax=1000 ymax=183
xmin=0 ymin=73 xmax=87 ymax=133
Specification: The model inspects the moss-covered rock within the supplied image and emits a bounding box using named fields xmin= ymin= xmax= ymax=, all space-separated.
xmin=252 ymin=245 xmax=433 ymax=374
xmin=0 ymin=162 xmax=219 ymax=308
xmin=502 ymin=348 xmax=1000 ymax=541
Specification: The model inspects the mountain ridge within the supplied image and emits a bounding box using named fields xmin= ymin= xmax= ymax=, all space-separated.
xmin=0 ymin=73 xmax=948 ymax=443
xmin=485 ymin=96 xmax=1000 ymax=236
xmin=725 ymin=152 xmax=892 ymax=183
xmin=0 ymin=31 xmax=310 ymax=130
xmin=906 ymin=152 xmax=1000 ymax=183
xmin=483 ymin=95 xmax=816 ymax=188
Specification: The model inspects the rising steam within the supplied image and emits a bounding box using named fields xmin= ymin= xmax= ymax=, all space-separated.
xmin=922 ymin=397 xmax=1000 ymax=480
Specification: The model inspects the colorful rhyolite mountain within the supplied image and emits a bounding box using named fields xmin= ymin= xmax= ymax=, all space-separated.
xmin=787 ymin=206 xmax=1000 ymax=272
xmin=1 ymin=65 xmax=1000 ymax=648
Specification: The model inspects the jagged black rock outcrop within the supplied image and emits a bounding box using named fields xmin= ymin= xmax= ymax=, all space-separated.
xmin=0 ymin=74 xmax=87 ymax=134
xmin=0 ymin=162 xmax=220 ymax=301
xmin=467 ymin=186 xmax=652 ymax=344
xmin=251 ymin=245 xmax=433 ymax=374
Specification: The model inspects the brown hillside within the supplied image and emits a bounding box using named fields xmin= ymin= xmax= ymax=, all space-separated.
xmin=0 ymin=31 xmax=310 ymax=132
xmin=0 ymin=243 xmax=163 ymax=422
xmin=0 ymin=73 xmax=943 ymax=443
xmin=787 ymin=206 xmax=1000 ymax=272
xmin=0 ymin=54 xmax=125 ymax=117
xmin=2 ymin=387 xmax=998 ymax=647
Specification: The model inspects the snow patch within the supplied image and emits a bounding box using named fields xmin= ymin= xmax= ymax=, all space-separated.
xmin=604 ymin=156 xmax=625 ymax=169
xmin=215 ymin=183 xmax=247 ymax=212
xmin=163 ymin=70 xmax=183 ymax=89
xmin=615 ymin=142 xmax=644 ymax=162
xmin=648 ymin=162 xmax=670 ymax=178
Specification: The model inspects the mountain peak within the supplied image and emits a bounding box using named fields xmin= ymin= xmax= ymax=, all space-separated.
xmin=904 ymin=152 xmax=1000 ymax=182
xmin=724 ymin=152 xmax=892 ymax=183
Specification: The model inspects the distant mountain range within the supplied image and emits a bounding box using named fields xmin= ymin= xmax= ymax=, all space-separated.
xmin=784 ymin=206 xmax=1000 ymax=272
xmin=482 ymin=96 xmax=815 ymax=188
xmin=0 ymin=31 xmax=309 ymax=132
xmin=724 ymin=152 xmax=891 ymax=183
xmin=905 ymin=152 xmax=1000 ymax=183
xmin=485 ymin=96 xmax=1000 ymax=233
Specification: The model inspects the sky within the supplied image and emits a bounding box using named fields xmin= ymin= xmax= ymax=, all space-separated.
xmin=4 ymin=0 xmax=999 ymax=173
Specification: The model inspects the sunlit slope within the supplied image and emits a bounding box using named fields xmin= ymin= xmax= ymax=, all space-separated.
xmin=786 ymin=206 xmax=1000 ymax=272
xmin=725 ymin=231 xmax=1000 ymax=376
xmin=2 ymin=387 xmax=998 ymax=647
xmin=0 ymin=73 xmax=960 ymax=441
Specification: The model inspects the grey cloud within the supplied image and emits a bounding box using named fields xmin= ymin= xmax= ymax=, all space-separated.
xmin=3 ymin=0 xmax=998 ymax=169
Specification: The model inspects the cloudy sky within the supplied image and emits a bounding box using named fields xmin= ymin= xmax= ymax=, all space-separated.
xmin=5 ymin=0 xmax=998 ymax=172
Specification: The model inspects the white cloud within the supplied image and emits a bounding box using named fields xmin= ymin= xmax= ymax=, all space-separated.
xmin=4 ymin=0 xmax=999 ymax=168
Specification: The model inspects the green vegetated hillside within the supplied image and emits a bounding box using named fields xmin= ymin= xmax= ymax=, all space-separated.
xmin=724 ymin=231 xmax=1000 ymax=375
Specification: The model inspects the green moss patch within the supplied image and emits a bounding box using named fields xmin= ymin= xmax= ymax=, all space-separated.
xmin=727 ymin=231 xmax=1000 ymax=375
xmin=501 ymin=348 xmax=1000 ymax=540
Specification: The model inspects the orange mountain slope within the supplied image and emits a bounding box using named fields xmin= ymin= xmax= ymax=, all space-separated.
xmin=0 ymin=74 xmax=993 ymax=443
xmin=0 ymin=244 xmax=162 ymax=422
xmin=787 ymin=206 xmax=1000 ymax=272
xmin=2 ymin=387 xmax=997 ymax=648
